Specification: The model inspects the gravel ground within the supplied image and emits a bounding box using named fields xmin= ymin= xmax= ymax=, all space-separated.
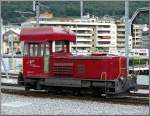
xmin=1 ymin=93 xmax=149 ymax=115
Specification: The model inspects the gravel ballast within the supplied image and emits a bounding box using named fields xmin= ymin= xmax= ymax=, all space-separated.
xmin=2 ymin=93 xmax=149 ymax=115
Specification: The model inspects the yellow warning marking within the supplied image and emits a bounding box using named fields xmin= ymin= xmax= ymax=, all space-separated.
xmin=100 ymin=72 xmax=107 ymax=80
xmin=117 ymin=57 xmax=122 ymax=79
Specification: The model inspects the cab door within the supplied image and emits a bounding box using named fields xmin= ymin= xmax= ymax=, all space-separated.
xmin=43 ymin=43 xmax=50 ymax=74
xmin=23 ymin=42 xmax=50 ymax=78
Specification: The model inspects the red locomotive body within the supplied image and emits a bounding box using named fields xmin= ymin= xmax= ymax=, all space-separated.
xmin=50 ymin=55 xmax=127 ymax=80
xmin=18 ymin=26 xmax=137 ymax=95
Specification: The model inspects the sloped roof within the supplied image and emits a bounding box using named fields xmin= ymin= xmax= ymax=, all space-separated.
xmin=2 ymin=28 xmax=21 ymax=35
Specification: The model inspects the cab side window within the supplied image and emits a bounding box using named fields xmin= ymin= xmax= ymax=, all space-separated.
xmin=55 ymin=41 xmax=66 ymax=52
xmin=23 ymin=43 xmax=29 ymax=56
xmin=29 ymin=44 xmax=38 ymax=56
xmin=23 ymin=43 xmax=50 ymax=56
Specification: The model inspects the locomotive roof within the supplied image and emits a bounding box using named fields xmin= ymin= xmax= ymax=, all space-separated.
xmin=20 ymin=26 xmax=76 ymax=42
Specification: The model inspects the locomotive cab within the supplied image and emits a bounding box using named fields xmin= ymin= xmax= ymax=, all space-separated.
xmin=22 ymin=40 xmax=72 ymax=77
xmin=18 ymin=26 xmax=76 ymax=87
xmin=23 ymin=42 xmax=50 ymax=77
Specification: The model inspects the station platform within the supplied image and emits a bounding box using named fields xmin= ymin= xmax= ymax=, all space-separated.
xmin=130 ymin=89 xmax=149 ymax=94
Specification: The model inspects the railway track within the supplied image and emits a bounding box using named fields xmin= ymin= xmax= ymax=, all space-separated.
xmin=1 ymin=74 xmax=149 ymax=106
xmin=1 ymin=85 xmax=149 ymax=106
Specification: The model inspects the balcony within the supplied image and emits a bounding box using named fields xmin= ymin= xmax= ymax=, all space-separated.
xmin=97 ymin=33 xmax=112 ymax=36
xmin=96 ymin=28 xmax=110 ymax=31
xmin=117 ymin=34 xmax=125 ymax=37
xmin=117 ymin=29 xmax=125 ymax=31
xmin=117 ymin=23 xmax=125 ymax=26
xmin=96 ymin=39 xmax=112 ymax=42
xmin=71 ymin=27 xmax=93 ymax=31
xmin=96 ymin=44 xmax=115 ymax=47
xmin=76 ymin=33 xmax=92 ymax=36
xmin=134 ymin=40 xmax=141 ymax=43
xmin=77 ymin=38 xmax=92 ymax=42
xmin=133 ymin=45 xmax=141 ymax=48
xmin=72 ymin=44 xmax=92 ymax=47
xmin=117 ymin=39 xmax=125 ymax=42
xmin=117 ymin=44 xmax=125 ymax=47
xmin=134 ymin=36 xmax=142 ymax=38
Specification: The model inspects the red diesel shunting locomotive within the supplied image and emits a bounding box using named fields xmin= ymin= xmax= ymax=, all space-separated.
xmin=18 ymin=26 xmax=137 ymax=95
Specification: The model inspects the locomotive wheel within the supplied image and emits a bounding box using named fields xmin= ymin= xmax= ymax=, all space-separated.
xmin=55 ymin=88 xmax=62 ymax=95
xmin=73 ymin=89 xmax=81 ymax=96
xmin=92 ymin=88 xmax=100 ymax=97
xmin=47 ymin=90 xmax=56 ymax=95
xmin=35 ymin=83 xmax=42 ymax=90
xmin=25 ymin=86 xmax=30 ymax=91
xmin=17 ymin=72 xmax=24 ymax=86
xmin=47 ymin=89 xmax=56 ymax=95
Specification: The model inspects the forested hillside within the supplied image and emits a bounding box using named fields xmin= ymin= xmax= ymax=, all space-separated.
xmin=2 ymin=1 xmax=149 ymax=25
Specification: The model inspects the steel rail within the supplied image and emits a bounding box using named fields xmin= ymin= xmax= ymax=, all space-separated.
xmin=1 ymin=0 xmax=149 ymax=1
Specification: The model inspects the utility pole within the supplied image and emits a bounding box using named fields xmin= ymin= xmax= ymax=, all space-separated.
xmin=0 ymin=0 xmax=2 ymax=114
xmin=80 ymin=0 xmax=83 ymax=21
xmin=149 ymin=1 xmax=150 ymax=108
xmin=125 ymin=0 xmax=129 ymax=76
xmin=8 ymin=34 xmax=14 ymax=70
xmin=33 ymin=0 xmax=40 ymax=26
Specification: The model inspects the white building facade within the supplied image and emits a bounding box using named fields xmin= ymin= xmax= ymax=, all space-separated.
xmin=22 ymin=16 xmax=117 ymax=53
xmin=21 ymin=16 xmax=148 ymax=56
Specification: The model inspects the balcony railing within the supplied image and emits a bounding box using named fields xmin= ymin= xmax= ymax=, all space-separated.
xmin=117 ymin=29 xmax=125 ymax=31
xmin=77 ymin=39 xmax=92 ymax=42
xmin=76 ymin=33 xmax=92 ymax=36
xmin=96 ymin=28 xmax=110 ymax=31
xmin=97 ymin=33 xmax=112 ymax=36
xmin=71 ymin=28 xmax=93 ymax=31
xmin=117 ymin=39 xmax=125 ymax=42
xmin=96 ymin=39 xmax=112 ymax=42
xmin=72 ymin=44 xmax=92 ymax=47
xmin=96 ymin=44 xmax=115 ymax=47
xmin=117 ymin=34 xmax=125 ymax=37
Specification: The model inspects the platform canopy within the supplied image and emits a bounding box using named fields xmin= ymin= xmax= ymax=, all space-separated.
xmin=20 ymin=26 xmax=76 ymax=42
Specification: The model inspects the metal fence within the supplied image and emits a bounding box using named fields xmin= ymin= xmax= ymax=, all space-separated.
xmin=1 ymin=55 xmax=22 ymax=74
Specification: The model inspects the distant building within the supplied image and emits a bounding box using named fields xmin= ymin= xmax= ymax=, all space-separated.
xmin=118 ymin=48 xmax=149 ymax=57
xmin=22 ymin=15 xmax=117 ymax=53
xmin=132 ymin=24 xmax=147 ymax=49
xmin=39 ymin=11 xmax=54 ymax=21
xmin=142 ymin=28 xmax=149 ymax=49
xmin=21 ymin=15 xmax=148 ymax=54
xmin=2 ymin=26 xmax=22 ymax=55
xmin=26 ymin=11 xmax=53 ymax=22
xmin=116 ymin=18 xmax=148 ymax=49
xmin=116 ymin=18 xmax=128 ymax=49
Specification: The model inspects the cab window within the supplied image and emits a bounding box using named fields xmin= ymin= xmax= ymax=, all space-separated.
xmin=55 ymin=41 xmax=67 ymax=52
xmin=55 ymin=41 xmax=65 ymax=52
xmin=23 ymin=43 xmax=50 ymax=56
xmin=23 ymin=43 xmax=29 ymax=56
